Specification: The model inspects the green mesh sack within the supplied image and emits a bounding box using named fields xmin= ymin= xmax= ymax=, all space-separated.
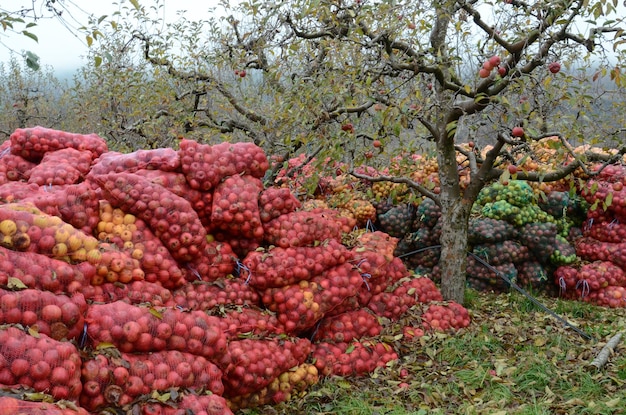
xmin=549 ymin=235 xmax=578 ymax=265
xmin=477 ymin=180 xmax=535 ymax=207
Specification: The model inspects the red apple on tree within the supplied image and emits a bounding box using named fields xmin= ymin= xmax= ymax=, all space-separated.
xmin=512 ymin=126 xmax=524 ymax=137
xmin=548 ymin=62 xmax=561 ymax=74
xmin=489 ymin=55 xmax=501 ymax=67
xmin=498 ymin=66 xmax=507 ymax=76
xmin=479 ymin=68 xmax=491 ymax=78
xmin=372 ymin=139 xmax=382 ymax=148
xmin=341 ymin=123 xmax=354 ymax=133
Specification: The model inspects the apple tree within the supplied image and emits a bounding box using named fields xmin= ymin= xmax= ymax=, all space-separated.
xmin=89 ymin=0 xmax=626 ymax=303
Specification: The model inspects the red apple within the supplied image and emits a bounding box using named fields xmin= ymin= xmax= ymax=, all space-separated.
xmin=498 ymin=66 xmax=507 ymax=76
xmin=489 ymin=56 xmax=501 ymax=67
xmin=479 ymin=68 xmax=491 ymax=78
xmin=372 ymin=140 xmax=382 ymax=148
xmin=548 ymin=62 xmax=561 ymax=74
xmin=508 ymin=164 xmax=518 ymax=175
xmin=512 ymin=126 xmax=524 ymax=137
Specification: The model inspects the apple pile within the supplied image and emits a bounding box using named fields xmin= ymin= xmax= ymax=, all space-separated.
xmin=0 ymin=127 xmax=468 ymax=412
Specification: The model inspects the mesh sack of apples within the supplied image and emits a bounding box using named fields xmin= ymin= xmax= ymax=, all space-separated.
xmin=9 ymin=126 xmax=108 ymax=161
xmin=0 ymin=396 xmax=90 ymax=415
xmin=178 ymin=139 xmax=269 ymax=191
xmin=26 ymin=148 xmax=93 ymax=186
xmin=89 ymin=148 xmax=181 ymax=176
xmin=90 ymin=171 xmax=207 ymax=262
xmin=79 ymin=349 xmax=224 ymax=411
xmin=0 ymin=245 xmax=91 ymax=294
xmin=172 ymin=277 xmax=260 ymax=312
xmin=210 ymin=174 xmax=264 ymax=239
xmin=85 ymin=301 xmax=228 ymax=359
xmin=0 ymin=141 xmax=36 ymax=184
xmin=131 ymin=393 xmax=234 ymax=415
xmin=0 ymin=288 xmax=86 ymax=341
xmin=79 ymin=280 xmax=176 ymax=306
xmin=0 ymin=326 xmax=82 ymax=401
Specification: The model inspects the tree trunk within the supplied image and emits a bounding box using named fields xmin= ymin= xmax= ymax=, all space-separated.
xmin=438 ymin=201 xmax=471 ymax=304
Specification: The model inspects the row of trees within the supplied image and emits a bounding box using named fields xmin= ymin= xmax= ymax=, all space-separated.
xmin=1 ymin=0 xmax=625 ymax=303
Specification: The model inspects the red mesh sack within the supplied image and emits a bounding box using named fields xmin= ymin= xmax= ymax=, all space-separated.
xmin=311 ymin=340 xmax=398 ymax=377
xmin=554 ymin=265 xmax=579 ymax=294
xmin=0 ymin=326 xmax=82 ymax=401
xmin=90 ymin=172 xmax=207 ymax=262
xmin=85 ymin=301 xmax=228 ymax=361
xmin=9 ymin=126 xmax=107 ymax=161
xmin=184 ymin=240 xmax=237 ymax=283
xmin=211 ymin=232 xmax=260 ymax=258
xmin=261 ymin=262 xmax=363 ymax=334
xmin=575 ymin=260 xmax=626 ymax=291
xmin=584 ymin=220 xmax=626 ymax=243
xmin=27 ymin=148 xmax=93 ymax=186
xmin=258 ymin=187 xmax=301 ymax=223
xmin=137 ymin=393 xmax=234 ymax=415
xmin=218 ymin=306 xmax=284 ymax=339
xmin=90 ymin=148 xmax=181 ymax=175
xmin=228 ymin=363 xmax=318 ymax=410
xmin=0 ymin=289 xmax=87 ymax=340
xmin=219 ymin=337 xmax=311 ymax=397
xmin=0 ymin=202 xmax=101 ymax=263
xmin=420 ymin=301 xmax=471 ymax=332
xmin=262 ymin=210 xmax=345 ymax=248
xmin=0 ymin=396 xmax=90 ymax=415
xmin=241 ymin=239 xmax=351 ymax=289
xmin=172 ymin=277 xmax=260 ymax=312
xmin=89 ymin=242 xmax=145 ymax=286
xmin=312 ymin=308 xmax=382 ymax=343
xmin=80 ymin=280 xmax=175 ymax=307
xmin=391 ymin=276 xmax=443 ymax=304
xmin=133 ymin=169 xmax=213 ymax=226
xmin=0 ymin=246 xmax=91 ymax=294
xmin=178 ymin=139 xmax=269 ymax=191
xmin=80 ymin=350 xmax=224 ymax=411
xmin=366 ymin=291 xmax=414 ymax=320
xmin=0 ymin=141 xmax=36 ymax=183
xmin=581 ymin=285 xmax=626 ymax=308
xmin=210 ymin=174 xmax=264 ymax=239
xmin=96 ymin=202 xmax=185 ymax=289
xmin=0 ymin=181 xmax=40 ymax=202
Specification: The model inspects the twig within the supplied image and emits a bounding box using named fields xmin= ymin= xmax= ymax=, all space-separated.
xmin=589 ymin=332 xmax=623 ymax=370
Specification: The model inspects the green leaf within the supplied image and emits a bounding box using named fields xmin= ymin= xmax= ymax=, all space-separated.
xmin=24 ymin=51 xmax=40 ymax=70
xmin=94 ymin=56 xmax=103 ymax=67
xmin=22 ymin=30 xmax=38 ymax=42
xmin=129 ymin=0 xmax=141 ymax=10
xmin=149 ymin=307 xmax=163 ymax=319
xmin=605 ymin=191 xmax=613 ymax=208
xmin=86 ymin=35 xmax=93 ymax=47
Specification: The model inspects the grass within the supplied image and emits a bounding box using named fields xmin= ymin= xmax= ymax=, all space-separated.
xmin=241 ymin=289 xmax=626 ymax=415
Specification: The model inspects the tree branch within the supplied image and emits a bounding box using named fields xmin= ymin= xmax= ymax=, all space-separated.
xmin=350 ymin=171 xmax=441 ymax=205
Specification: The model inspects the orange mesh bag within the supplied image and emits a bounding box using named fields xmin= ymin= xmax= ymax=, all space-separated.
xmin=172 ymin=277 xmax=260 ymax=312
xmin=241 ymin=239 xmax=351 ymax=290
xmin=0 ymin=326 xmax=82 ymax=401
xmin=0 ymin=289 xmax=87 ymax=341
xmin=311 ymin=340 xmax=398 ymax=377
xmin=178 ymin=139 xmax=269 ymax=191
xmin=0 ymin=396 xmax=89 ymax=415
xmin=27 ymin=148 xmax=93 ymax=186
xmin=80 ymin=350 xmax=224 ymax=411
xmin=90 ymin=148 xmax=180 ymax=175
xmin=392 ymin=275 xmax=443 ymax=304
xmin=85 ymin=301 xmax=228 ymax=361
xmin=9 ymin=126 xmax=107 ymax=161
xmin=210 ymin=174 xmax=264 ymax=239
xmin=0 ymin=246 xmax=91 ymax=294
xmin=90 ymin=172 xmax=207 ymax=262
xmin=218 ymin=337 xmax=312 ymax=397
